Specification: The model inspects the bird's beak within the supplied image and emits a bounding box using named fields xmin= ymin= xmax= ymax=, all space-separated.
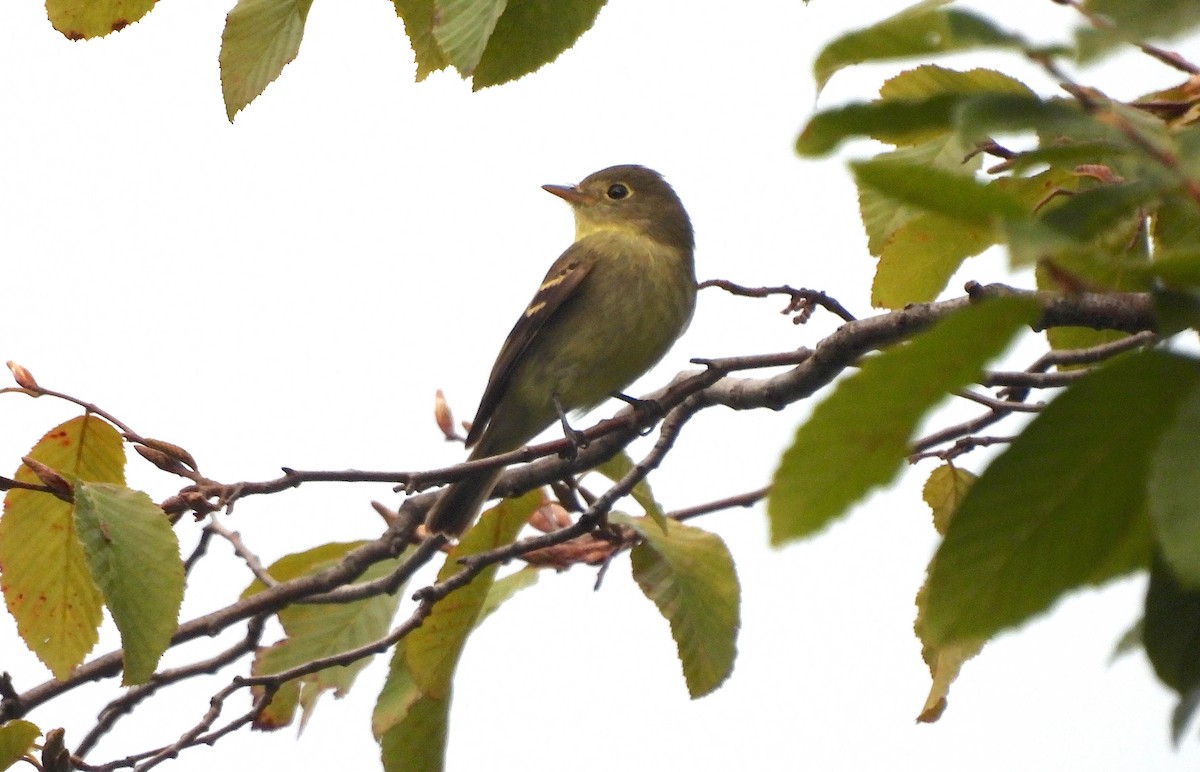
xmin=542 ymin=183 xmax=596 ymax=205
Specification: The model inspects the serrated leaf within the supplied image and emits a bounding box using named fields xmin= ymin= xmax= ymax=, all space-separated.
xmin=1145 ymin=554 xmax=1200 ymax=697
xmin=432 ymin=0 xmax=508 ymax=76
xmin=813 ymin=1 xmax=1025 ymax=91
xmin=955 ymin=93 xmax=1094 ymax=144
xmin=0 ymin=415 xmax=123 ymax=679
xmin=769 ymin=297 xmax=1038 ymax=544
xmin=219 ymin=0 xmax=315 ymax=121
xmin=1149 ymin=382 xmax=1200 ymax=587
xmin=618 ymin=515 xmax=739 ymax=698
xmin=404 ymin=490 xmax=539 ymax=699
xmin=922 ymin=464 xmax=976 ymax=536
xmin=394 ymin=0 xmax=451 ymax=80
xmin=45 ymin=0 xmax=155 ymax=40
xmin=73 ymin=483 xmax=183 ymax=685
xmin=922 ymin=351 xmax=1200 ymax=647
xmin=0 ymin=720 xmax=40 ymax=771
xmin=472 ymin=0 xmax=607 ymax=89
xmin=852 ymin=159 xmax=1025 ymax=226
xmin=872 ymin=212 xmax=994 ymax=308
xmin=594 ymin=451 xmax=667 ymax=532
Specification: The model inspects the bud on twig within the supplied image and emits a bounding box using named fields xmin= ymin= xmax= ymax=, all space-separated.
xmin=6 ymin=360 xmax=38 ymax=390
xmin=138 ymin=437 xmax=199 ymax=472
xmin=434 ymin=389 xmax=465 ymax=442
xmin=135 ymin=445 xmax=192 ymax=477
xmin=20 ymin=456 xmax=73 ymax=502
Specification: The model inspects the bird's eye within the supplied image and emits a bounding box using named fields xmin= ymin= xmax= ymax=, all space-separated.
xmin=606 ymin=183 xmax=629 ymax=200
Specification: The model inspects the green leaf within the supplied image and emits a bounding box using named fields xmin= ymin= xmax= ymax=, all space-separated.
xmin=432 ymin=0 xmax=509 ymax=76
xmin=852 ymin=159 xmax=1025 ymax=226
xmin=0 ymin=415 xmax=123 ymax=680
xmin=45 ymin=0 xmax=155 ymax=40
xmin=813 ymin=1 xmax=1026 ymax=91
xmin=404 ymin=490 xmax=539 ymax=698
xmin=1155 ymin=197 xmax=1200 ymax=254
xmin=913 ymin=579 xmax=984 ymax=724
xmin=248 ymin=542 xmax=411 ymax=730
xmin=1077 ymin=0 xmax=1200 ymax=63
xmin=0 ymin=720 xmax=40 ymax=771
xmin=1149 ymin=381 xmax=1200 ymax=587
xmin=394 ymin=0 xmax=451 ymax=80
xmin=73 ymin=483 xmax=183 ymax=685
xmin=594 ymin=451 xmax=667 ymax=532
xmin=872 ymin=212 xmax=994 ymax=308
xmin=922 ymin=351 xmax=1200 ymax=646
xmin=922 ymin=464 xmax=976 ymax=536
xmin=472 ymin=0 xmax=607 ymax=89
xmin=858 ymin=136 xmax=980 ymax=256
xmin=878 ymin=65 xmax=1033 ymax=102
xmin=618 ymin=515 xmax=740 ymax=698
xmin=798 ymin=95 xmax=965 ymax=157
xmin=377 ymin=643 xmax=449 ymax=772
xmin=477 ymin=566 xmax=539 ymax=623
xmin=1040 ymin=181 xmax=1161 ymax=242
xmin=1145 ymin=554 xmax=1200 ymax=697
xmin=219 ymin=0 xmax=315 ymax=121
xmin=769 ymin=296 xmax=1038 ymax=544
xmin=241 ymin=541 xmax=368 ymax=599
xmin=955 ymin=93 xmax=1093 ymax=144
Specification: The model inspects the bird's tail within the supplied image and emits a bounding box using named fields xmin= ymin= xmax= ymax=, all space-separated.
xmin=423 ymin=463 xmax=505 ymax=536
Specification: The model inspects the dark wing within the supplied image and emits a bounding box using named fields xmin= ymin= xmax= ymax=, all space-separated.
xmin=464 ymin=244 xmax=595 ymax=447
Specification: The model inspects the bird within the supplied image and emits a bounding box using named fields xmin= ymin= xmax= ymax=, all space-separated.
xmin=424 ymin=164 xmax=697 ymax=535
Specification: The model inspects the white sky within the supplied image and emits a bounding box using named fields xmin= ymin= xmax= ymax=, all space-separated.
xmin=3 ymin=0 xmax=1199 ymax=769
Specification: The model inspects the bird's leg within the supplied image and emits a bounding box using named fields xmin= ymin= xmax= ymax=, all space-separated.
xmin=611 ymin=392 xmax=664 ymax=436
xmin=553 ymin=394 xmax=588 ymax=458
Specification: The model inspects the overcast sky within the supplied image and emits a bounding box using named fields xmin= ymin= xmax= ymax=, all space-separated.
xmin=3 ymin=0 xmax=1199 ymax=769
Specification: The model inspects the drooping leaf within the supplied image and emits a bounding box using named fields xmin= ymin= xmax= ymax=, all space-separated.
xmin=813 ymin=1 xmax=1027 ymax=91
xmin=0 ymin=415 xmax=123 ymax=679
xmin=1149 ymin=382 xmax=1200 ymax=587
xmin=594 ymin=451 xmax=667 ymax=532
xmin=45 ymin=0 xmax=155 ymax=40
xmin=1145 ymin=554 xmax=1200 ymax=701
xmin=394 ymin=0 xmax=451 ymax=80
xmin=219 ymin=0 xmax=315 ymax=121
xmin=472 ymin=0 xmax=607 ymax=89
xmin=0 ymin=720 xmax=40 ymax=771
xmin=914 ymin=581 xmax=984 ymax=723
xmin=404 ymin=490 xmax=539 ymax=699
xmin=377 ymin=642 xmax=449 ymax=772
xmin=769 ymin=297 xmax=1038 ymax=544
xmin=618 ymin=515 xmax=739 ymax=699
xmin=375 ymin=533 xmax=540 ymax=772
xmin=73 ymin=483 xmax=183 ymax=685
xmin=922 ymin=464 xmax=976 ymax=536
xmin=914 ymin=463 xmax=983 ymax=723
xmin=432 ymin=0 xmax=509 ymax=76
xmin=922 ymin=351 xmax=1200 ymax=647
